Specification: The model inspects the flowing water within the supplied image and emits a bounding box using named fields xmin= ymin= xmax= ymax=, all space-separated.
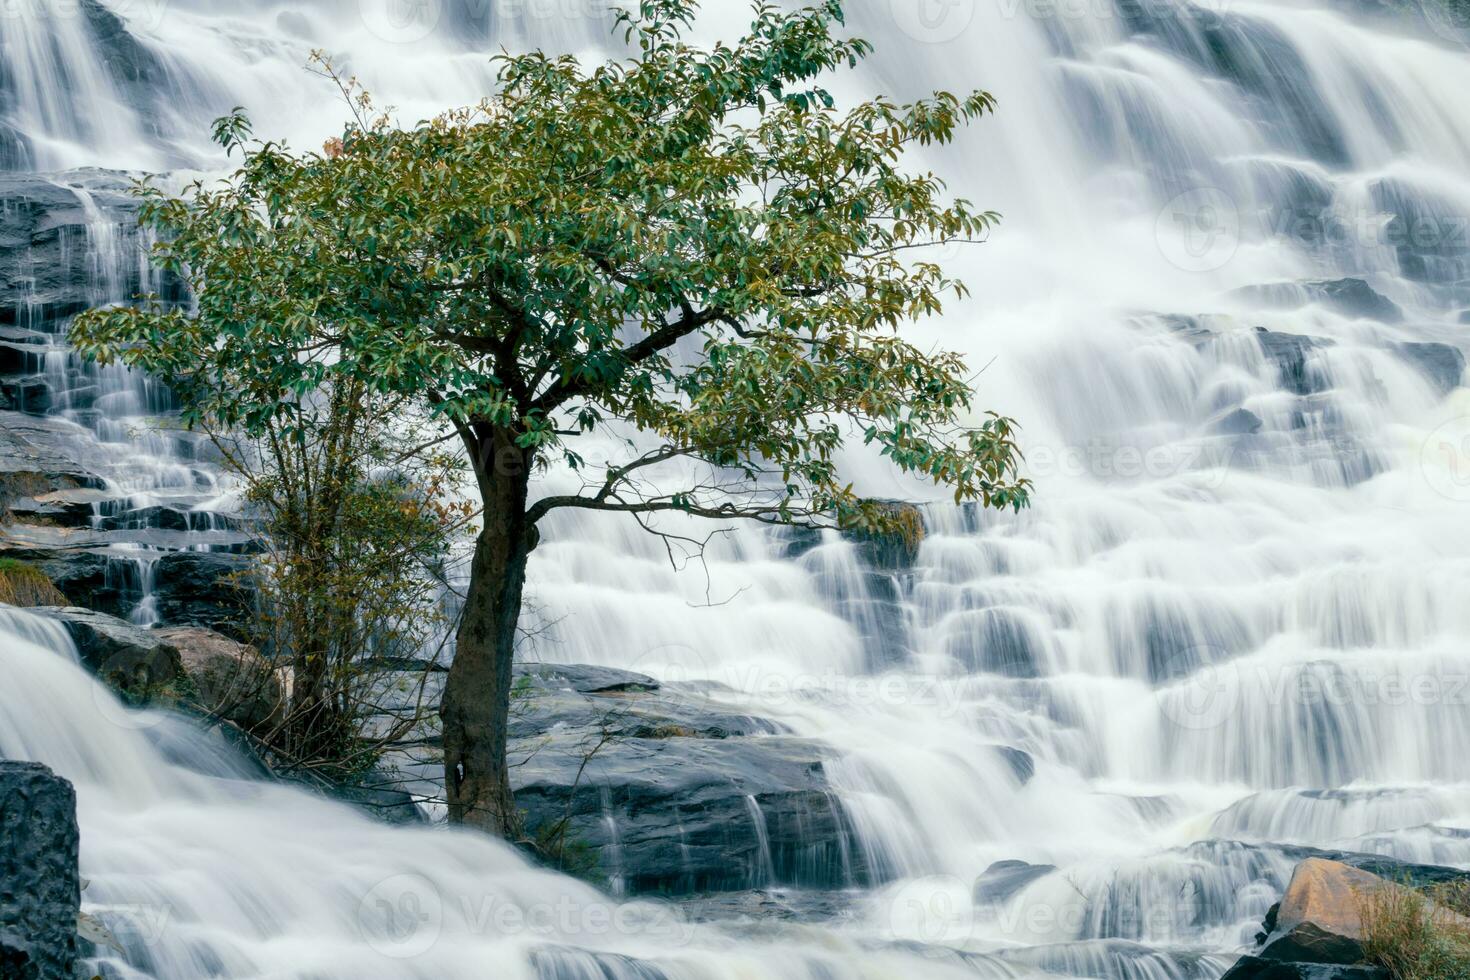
xmin=2 ymin=0 xmax=1470 ymax=977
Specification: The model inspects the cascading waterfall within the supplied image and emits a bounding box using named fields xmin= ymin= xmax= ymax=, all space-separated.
xmin=2 ymin=0 xmax=1469 ymax=977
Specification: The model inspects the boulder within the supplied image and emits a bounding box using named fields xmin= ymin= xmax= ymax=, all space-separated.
xmin=374 ymin=663 xmax=870 ymax=894
xmin=1221 ymin=957 xmax=1387 ymax=979
xmin=155 ymin=627 xmax=282 ymax=731
xmin=974 ymin=860 xmax=1057 ymax=906
xmin=0 ymin=762 xmax=79 ymax=979
xmin=1393 ymin=341 xmax=1465 ymax=394
xmin=1258 ymin=858 xmax=1470 ymax=966
xmin=1213 ymin=408 xmax=1265 ymax=435
xmin=30 ymin=606 xmax=185 ymax=704
xmin=1235 ymin=279 xmax=1403 ymax=323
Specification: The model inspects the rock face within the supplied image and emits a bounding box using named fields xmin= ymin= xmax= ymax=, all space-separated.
xmin=155 ymin=627 xmax=282 ymax=731
xmin=1235 ymin=279 xmax=1403 ymax=323
xmin=1221 ymin=958 xmax=1387 ymax=979
xmin=0 ymin=762 xmax=80 ymax=980
xmin=510 ymin=664 xmax=868 ymax=894
xmin=31 ymin=606 xmax=185 ymax=703
xmin=1394 ymin=340 xmax=1465 ymax=394
xmin=375 ymin=662 xmax=870 ymax=895
xmin=149 ymin=552 xmax=255 ymax=639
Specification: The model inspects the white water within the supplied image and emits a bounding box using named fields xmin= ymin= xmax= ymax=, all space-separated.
xmin=3 ymin=1 xmax=1470 ymax=977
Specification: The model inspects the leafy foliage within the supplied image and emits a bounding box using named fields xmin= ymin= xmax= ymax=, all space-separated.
xmin=72 ymin=0 xmax=1028 ymax=534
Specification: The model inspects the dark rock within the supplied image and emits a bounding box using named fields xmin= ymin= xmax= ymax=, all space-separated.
xmin=1459 ymin=310 xmax=1470 ymax=324
xmin=1393 ymin=341 xmax=1465 ymax=394
xmin=0 ymin=762 xmax=80 ymax=979
xmin=1235 ymin=279 xmax=1402 ymax=323
xmin=974 ymin=860 xmax=1056 ymax=905
xmin=995 ymin=746 xmax=1036 ymax=785
xmin=151 ymin=551 xmax=255 ymax=638
xmin=1261 ymin=921 xmax=1367 ymax=965
xmin=5 ymin=548 xmax=136 ymax=620
xmin=1221 ymin=957 xmax=1387 ymax=979
xmin=1255 ymin=328 xmax=1332 ymax=396
xmin=30 ymin=606 xmax=185 ymax=703
xmin=1 ymin=377 xmax=52 ymax=414
xmin=1213 ymin=408 xmax=1265 ymax=435
xmin=1309 ymin=279 xmax=1404 ymax=323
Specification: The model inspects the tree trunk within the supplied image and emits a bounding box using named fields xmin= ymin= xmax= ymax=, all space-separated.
xmin=441 ymin=429 xmax=534 ymax=838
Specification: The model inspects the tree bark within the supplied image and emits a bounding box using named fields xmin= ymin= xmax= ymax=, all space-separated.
xmin=441 ymin=428 xmax=534 ymax=838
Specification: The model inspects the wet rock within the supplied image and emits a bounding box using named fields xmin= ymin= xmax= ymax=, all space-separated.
xmin=3 ymin=548 xmax=135 ymax=620
xmin=974 ymin=860 xmax=1057 ymax=905
xmin=1459 ymin=310 xmax=1470 ymax=324
xmin=30 ymin=606 xmax=185 ymax=703
xmin=377 ymin=663 xmax=868 ymax=895
xmin=155 ymin=627 xmax=282 ymax=731
xmin=1221 ymin=957 xmax=1387 ymax=979
xmin=0 ymin=761 xmax=79 ymax=980
xmin=1371 ymin=178 xmax=1470 ymax=286
xmin=1393 ymin=340 xmax=1465 ymax=394
xmin=1212 ymin=408 xmax=1265 ymax=435
xmin=507 ymin=664 xmax=867 ymax=894
xmin=151 ymin=552 xmax=255 ymax=638
xmin=0 ymin=411 xmax=107 ymax=497
xmin=944 ymin=607 xmax=1045 ymax=678
xmin=1235 ymin=279 xmax=1402 ymax=323
xmin=1255 ymin=329 xmax=1332 ymax=396
xmin=846 ymin=501 xmax=927 ymax=571
xmin=4 ymin=489 xmax=107 ymax=528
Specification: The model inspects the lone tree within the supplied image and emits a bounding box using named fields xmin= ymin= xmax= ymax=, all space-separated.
xmin=73 ymin=0 xmax=1029 ymax=839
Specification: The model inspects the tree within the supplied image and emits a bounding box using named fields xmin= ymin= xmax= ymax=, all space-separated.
xmin=72 ymin=0 xmax=1030 ymax=840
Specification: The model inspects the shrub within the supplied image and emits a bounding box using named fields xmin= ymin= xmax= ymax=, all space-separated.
xmin=1360 ymin=879 xmax=1470 ymax=979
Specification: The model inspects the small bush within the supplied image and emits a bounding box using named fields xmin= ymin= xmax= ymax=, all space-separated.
xmin=1360 ymin=880 xmax=1470 ymax=980
xmin=0 ymin=558 xmax=67 ymax=607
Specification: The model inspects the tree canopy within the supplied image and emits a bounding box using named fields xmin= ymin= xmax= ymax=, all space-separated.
xmin=74 ymin=0 xmax=1028 ymax=531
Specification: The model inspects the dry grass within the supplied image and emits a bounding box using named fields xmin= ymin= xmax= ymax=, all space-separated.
xmin=1359 ymin=879 xmax=1470 ymax=980
xmin=0 ymin=558 xmax=67 ymax=607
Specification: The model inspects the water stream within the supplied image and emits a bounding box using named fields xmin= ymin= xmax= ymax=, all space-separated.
xmin=2 ymin=0 xmax=1469 ymax=977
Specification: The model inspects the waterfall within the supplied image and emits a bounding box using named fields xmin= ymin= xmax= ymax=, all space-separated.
xmin=2 ymin=0 xmax=1469 ymax=977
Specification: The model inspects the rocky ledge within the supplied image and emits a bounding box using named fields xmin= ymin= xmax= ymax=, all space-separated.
xmin=373 ymin=661 xmax=876 ymax=896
